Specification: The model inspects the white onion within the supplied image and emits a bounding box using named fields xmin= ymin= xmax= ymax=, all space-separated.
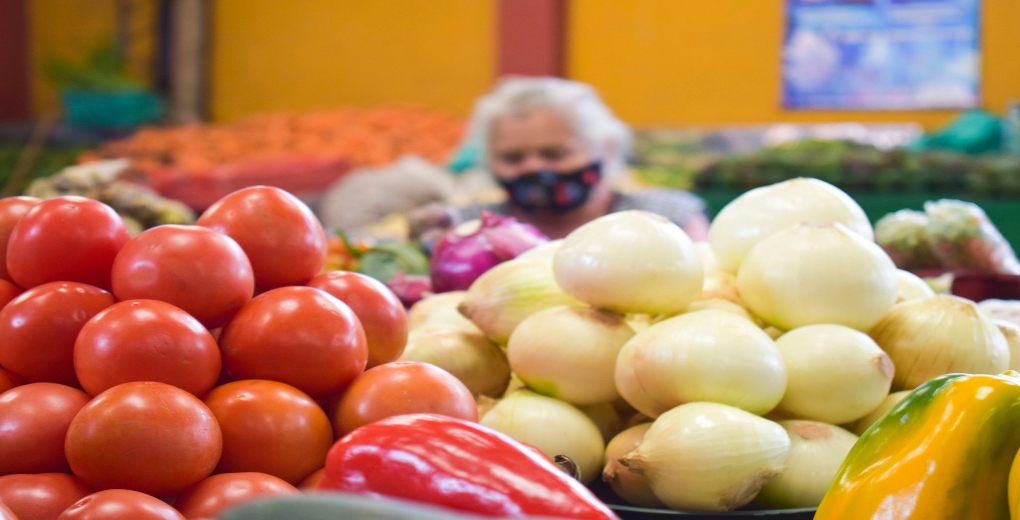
xmin=997 ymin=320 xmax=1020 ymax=371
xmin=480 ymin=390 xmax=605 ymax=484
xmin=896 ymin=269 xmax=935 ymax=302
xmin=694 ymin=242 xmax=719 ymax=273
xmin=737 ymin=222 xmax=898 ymax=331
xmin=459 ymin=258 xmax=584 ymax=345
xmin=553 ymin=210 xmax=703 ymax=315
xmin=399 ymin=328 xmax=511 ymax=397
xmin=709 ymin=178 xmax=873 ymax=274
xmin=869 ymin=295 xmax=1009 ymax=390
xmin=754 ymin=421 xmax=858 ymax=509
xmin=700 ymin=271 xmax=742 ymax=304
xmin=615 ymin=309 xmax=786 ymax=417
xmin=764 ymin=327 xmax=785 ymax=340
xmin=407 ymin=291 xmax=477 ymax=333
xmin=773 ymin=324 xmax=894 ymax=424
xmin=602 ymin=423 xmax=664 ymax=508
xmin=579 ymin=402 xmax=624 ymax=443
xmin=507 ymin=306 xmax=634 ymax=405
xmin=845 ymin=390 xmax=910 ymax=436
xmin=622 ymin=402 xmax=791 ymax=511
xmin=515 ymin=239 xmax=563 ymax=262
xmin=683 ymin=298 xmax=757 ymax=323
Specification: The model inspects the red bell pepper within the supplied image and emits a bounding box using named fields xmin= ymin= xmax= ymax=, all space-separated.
xmin=318 ymin=413 xmax=618 ymax=519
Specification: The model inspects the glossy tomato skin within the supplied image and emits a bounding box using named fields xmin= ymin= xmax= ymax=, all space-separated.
xmin=0 ymin=282 xmax=115 ymax=386
xmin=57 ymin=490 xmax=184 ymax=520
xmin=111 ymin=225 xmax=254 ymax=329
xmin=0 ymin=473 xmax=92 ymax=520
xmin=64 ymin=382 xmax=222 ymax=498
xmin=0 ymin=196 xmax=41 ymax=284
xmin=73 ymin=300 xmax=221 ymax=397
xmin=173 ymin=472 xmax=299 ymax=519
xmin=219 ymin=287 xmax=367 ymax=398
xmin=332 ymin=361 xmax=477 ymax=437
xmin=0 ymin=383 xmax=90 ymax=475
xmin=307 ymin=272 xmax=408 ymax=368
xmin=197 ymin=186 xmax=327 ymax=290
xmin=0 ymin=279 xmax=22 ymax=311
xmin=0 ymin=370 xmax=17 ymax=395
xmin=204 ymin=380 xmax=333 ymax=485
xmin=0 ymin=501 xmax=15 ymax=520
xmin=297 ymin=469 xmax=325 ymax=491
xmin=6 ymin=196 xmax=129 ymax=290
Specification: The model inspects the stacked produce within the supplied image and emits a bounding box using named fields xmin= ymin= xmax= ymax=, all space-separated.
xmin=407 ymin=176 xmax=1016 ymax=515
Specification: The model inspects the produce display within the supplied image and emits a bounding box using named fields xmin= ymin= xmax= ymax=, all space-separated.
xmin=3 ymin=175 xmax=1020 ymax=519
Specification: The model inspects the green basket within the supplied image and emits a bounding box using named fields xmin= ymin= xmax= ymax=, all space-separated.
xmin=61 ymin=89 xmax=165 ymax=130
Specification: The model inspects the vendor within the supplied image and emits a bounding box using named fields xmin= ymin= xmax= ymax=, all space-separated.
xmin=450 ymin=77 xmax=709 ymax=240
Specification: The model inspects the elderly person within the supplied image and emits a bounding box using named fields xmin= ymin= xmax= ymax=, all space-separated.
xmin=453 ymin=77 xmax=708 ymax=240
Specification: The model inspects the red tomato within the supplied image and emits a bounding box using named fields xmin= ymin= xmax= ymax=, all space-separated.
xmin=73 ymin=300 xmax=221 ymax=397
xmin=111 ymin=225 xmax=254 ymax=329
xmin=173 ymin=473 xmax=298 ymax=519
xmin=0 ymin=501 xmax=15 ymax=520
xmin=65 ymin=382 xmax=222 ymax=497
xmin=0 ymin=370 xmax=17 ymax=395
xmin=0 ymin=280 xmax=22 ymax=311
xmin=0 ymin=196 xmax=41 ymax=284
xmin=219 ymin=287 xmax=367 ymax=398
xmin=297 ymin=469 xmax=325 ymax=491
xmin=0 ymin=473 xmax=92 ymax=520
xmin=197 ymin=187 xmax=327 ymax=290
xmin=0 ymin=282 xmax=115 ymax=386
xmin=6 ymin=197 xmax=129 ymax=290
xmin=307 ymin=272 xmax=409 ymax=368
xmin=57 ymin=490 xmax=184 ymax=520
xmin=204 ymin=380 xmax=332 ymax=485
xmin=332 ymin=361 xmax=477 ymax=437
xmin=0 ymin=383 xmax=90 ymax=475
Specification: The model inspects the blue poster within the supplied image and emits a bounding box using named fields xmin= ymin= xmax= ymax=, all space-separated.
xmin=783 ymin=0 xmax=981 ymax=110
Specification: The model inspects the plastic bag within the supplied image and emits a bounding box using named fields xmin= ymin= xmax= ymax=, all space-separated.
xmin=874 ymin=210 xmax=941 ymax=271
xmin=924 ymin=199 xmax=1020 ymax=274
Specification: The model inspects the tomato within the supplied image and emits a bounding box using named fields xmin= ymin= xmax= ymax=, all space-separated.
xmin=73 ymin=300 xmax=221 ymax=397
xmin=0 ymin=473 xmax=92 ymax=520
xmin=0 ymin=280 xmax=22 ymax=311
xmin=0 ymin=501 xmax=15 ymax=520
xmin=219 ymin=287 xmax=367 ymax=398
xmin=0 ymin=370 xmax=17 ymax=395
xmin=204 ymin=380 xmax=332 ymax=485
xmin=197 ymin=187 xmax=327 ymax=290
xmin=0 ymin=383 xmax=90 ymax=475
xmin=332 ymin=361 xmax=477 ymax=437
xmin=57 ymin=490 xmax=184 ymax=520
xmin=0 ymin=196 xmax=41 ymax=284
xmin=307 ymin=272 xmax=408 ymax=368
xmin=173 ymin=473 xmax=298 ymax=519
xmin=297 ymin=469 xmax=325 ymax=491
xmin=65 ymin=382 xmax=222 ymax=498
xmin=6 ymin=196 xmax=129 ymax=290
xmin=111 ymin=225 xmax=254 ymax=329
xmin=0 ymin=282 xmax=115 ymax=386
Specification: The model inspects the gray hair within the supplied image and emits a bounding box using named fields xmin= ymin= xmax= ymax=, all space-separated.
xmin=466 ymin=77 xmax=632 ymax=178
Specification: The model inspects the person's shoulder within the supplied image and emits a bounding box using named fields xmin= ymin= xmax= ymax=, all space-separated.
xmin=611 ymin=189 xmax=706 ymax=225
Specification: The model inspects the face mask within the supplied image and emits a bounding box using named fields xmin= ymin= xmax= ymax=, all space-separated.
xmin=498 ymin=162 xmax=602 ymax=214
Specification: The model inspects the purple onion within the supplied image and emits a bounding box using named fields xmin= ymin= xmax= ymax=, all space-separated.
xmin=385 ymin=273 xmax=433 ymax=308
xmin=429 ymin=212 xmax=549 ymax=293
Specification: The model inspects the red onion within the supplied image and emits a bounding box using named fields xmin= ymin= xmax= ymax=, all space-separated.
xmin=385 ymin=273 xmax=433 ymax=308
xmin=429 ymin=212 xmax=549 ymax=293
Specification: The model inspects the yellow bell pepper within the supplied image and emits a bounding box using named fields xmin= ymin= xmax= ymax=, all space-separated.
xmin=816 ymin=371 xmax=1020 ymax=520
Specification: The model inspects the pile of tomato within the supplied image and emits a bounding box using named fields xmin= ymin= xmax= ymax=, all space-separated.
xmin=0 ymin=186 xmax=478 ymax=520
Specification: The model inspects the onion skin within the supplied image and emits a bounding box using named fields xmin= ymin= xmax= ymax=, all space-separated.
xmin=399 ymin=328 xmax=511 ymax=398
xmin=896 ymin=269 xmax=935 ymax=302
xmin=997 ymin=320 xmax=1020 ymax=371
xmin=709 ymin=177 xmax=873 ymax=274
xmin=615 ymin=309 xmax=787 ymax=418
xmin=429 ymin=214 xmax=548 ymax=293
xmin=737 ymin=222 xmax=898 ymax=332
xmin=622 ymin=402 xmax=791 ymax=512
xmin=480 ymin=390 xmax=606 ymax=484
xmin=868 ymin=295 xmax=1009 ymax=390
xmin=754 ymin=421 xmax=858 ymax=509
xmin=579 ymin=402 xmax=624 ymax=443
xmin=553 ymin=211 xmax=703 ymax=315
xmin=773 ymin=324 xmax=894 ymax=425
xmin=602 ymin=423 xmax=665 ymax=508
xmin=458 ymin=259 xmax=584 ymax=345
xmin=844 ymin=390 xmax=911 ymax=436
xmin=508 ymin=306 xmax=634 ymax=405
xmin=407 ymin=291 xmax=473 ymax=331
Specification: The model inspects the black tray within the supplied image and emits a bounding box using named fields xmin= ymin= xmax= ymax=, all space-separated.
xmin=589 ymin=480 xmax=816 ymax=520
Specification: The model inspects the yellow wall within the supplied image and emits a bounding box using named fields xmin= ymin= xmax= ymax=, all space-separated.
xmin=568 ymin=0 xmax=1020 ymax=129
xmin=28 ymin=0 xmax=158 ymax=115
xmin=210 ymin=0 xmax=496 ymax=121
